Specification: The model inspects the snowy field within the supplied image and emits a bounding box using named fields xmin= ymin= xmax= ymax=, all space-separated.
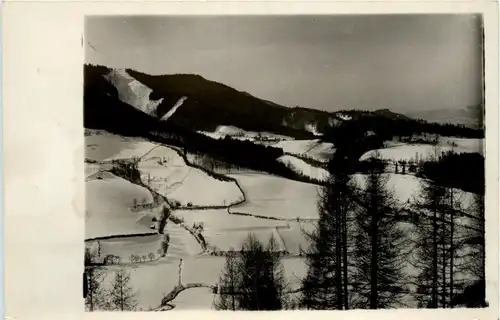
xmin=276 ymin=222 xmax=316 ymax=256
xmin=138 ymin=146 xmax=244 ymax=207
xmin=272 ymin=139 xmax=335 ymax=163
xmin=353 ymin=173 xmax=477 ymax=214
xmin=101 ymin=257 xmax=225 ymax=310
xmin=175 ymin=209 xmax=289 ymax=251
xmin=353 ymin=173 xmax=422 ymax=205
xmin=162 ymin=222 xmax=205 ymax=257
xmin=85 ymin=172 xmax=155 ymax=239
xmin=277 ymin=155 xmax=329 ymax=181
xmin=197 ymin=126 xmax=335 ymax=163
xmin=85 ymin=131 xmax=156 ymax=162
xmin=360 ymin=138 xmax=484 ymax=162
xmin=86 ymin=234 xmax=162 ymax=263
xmin=198 ymin=125 xmax=294 ymax=142
xmin=86 ymin=127 xmax=482 ymax=310
xmin=438 ymin=137 xmax=484 ymax=155
xmin=175 ymin=209 xmax=289 ymax=231
xmin=228 ymin=173 xmax=321 ymax=220
xmin=102 ymin=255 xmax=308 ymax=310
xmin=170 ymin=287 xmax=216 ymax=310
xmin=86 ymin=220 xmax=202 ymax=263
xmin=208 ymin=228 xmax=287 ymax=252
xmin=85 ymin=163 xmax=101 ymax=177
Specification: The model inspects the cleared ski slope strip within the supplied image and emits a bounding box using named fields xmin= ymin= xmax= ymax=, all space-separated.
xmin=104 ymin=69 xmax=164 ymax=116
xmin=161 ymin=96 xmax=188 ymax=121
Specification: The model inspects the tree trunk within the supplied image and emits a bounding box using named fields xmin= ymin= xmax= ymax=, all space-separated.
xmin=89 ymin=285 xmax=94 ymax=311
xmin=335 ymin=204 xmax=343 ymax=309
xmin=370 ymin=209 xmax=379 ymax=309
xmin=342 ymin=209 xmax=349 ymax=310
xmin=449 ymin=189 xmax=454 ymax=307
xmin=120 ymin=282 xmax=124 ymax=311
xmin=432 ymin=207 xmax=438 ymax=308
xmin=441 ymin=215 xmax=447 ymax=308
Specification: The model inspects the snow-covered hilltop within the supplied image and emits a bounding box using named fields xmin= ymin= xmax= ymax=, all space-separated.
xmin=104 ymin=69 xmax=164 ymax=117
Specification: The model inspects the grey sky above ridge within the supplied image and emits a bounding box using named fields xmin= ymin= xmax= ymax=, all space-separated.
xmin=85 ymin=14 xmax=483 ymax=113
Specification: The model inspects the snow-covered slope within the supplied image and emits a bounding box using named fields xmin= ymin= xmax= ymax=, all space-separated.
xmin=198 ymin=125 xmax=294 ymax=142
xmin=176 ymin=209 xmax=288 ymax=252
xmin=85 ymin=172 xmax=155 ymax=239
xmin=277 ymin=155 xmax=329 ymax=181
xmin=273 ymin=139 xmax=335 ymax=163
xmin=353 ymin=173 xmax=477 ymax=212
xmin=104 ymin=69 xmax=164 ymax=116
xmin=161 ymin=96 xmax=187 ymax=121
xmin=305 ymin=123 xmax=322 ymax=137
xmin=360 ymin=138 xmax=484 ymax=162
xmin=437 ymin=137 xmax=484 ymax=155
xmin=138 ymin=145 xmax=244 ymax=207
xmin=85 ymin=130 xmax=157 ymax=162
xmin=228 ymin=173 xmax=321 ymax=220
xmin=337 ymin=113 xmax=352 ymax=121
xmin=102 ymin=256 xmax=307 ymax=310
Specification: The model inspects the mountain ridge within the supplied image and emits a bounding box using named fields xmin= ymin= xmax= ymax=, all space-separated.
xmin=84 ymin=63 xmax=483 ymax=142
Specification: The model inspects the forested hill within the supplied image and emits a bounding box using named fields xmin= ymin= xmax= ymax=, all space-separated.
xmin=84 ymin=63 xmax=484 ymax=143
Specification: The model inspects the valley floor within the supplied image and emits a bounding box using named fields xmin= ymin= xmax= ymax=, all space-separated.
xmin=85 ymin=129 xmax=483 ymax=310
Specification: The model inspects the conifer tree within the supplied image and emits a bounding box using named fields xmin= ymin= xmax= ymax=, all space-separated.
xmin=352 ymin=163 xmax=407 ymax=309
xmin=214 ymin=234 xmax=288 ymax=310
xmin=412 ymin=167 xmax=453 ymax=308
xmin=414 ymin=179 xmax=443 ymax=307
xmin=214 ymin=249 xmax=240 ymax=310
xmin=264 ymin=234 xmax=289 ymax=309
xmin=300 ymin=154 xmax=357 ymax=310
xmin=107 ymin=268 xmax=138 ymax=311
xmin=470 ymin=194 xmax=485 ymax=282
xmin=238 ymin=234 xmax=284 ymax=310
xmin=451 ymin=193 xmax=486 ymax=307
xmin=84 ymin=248 xmax=107 ymax=311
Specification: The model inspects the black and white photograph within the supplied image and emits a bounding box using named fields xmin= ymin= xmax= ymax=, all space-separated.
xmin=83 ymin=14 xmax=487 ymax=311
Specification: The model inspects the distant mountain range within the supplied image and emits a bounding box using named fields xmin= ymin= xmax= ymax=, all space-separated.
xmin=403 ymin=106 xmax=484 ymax=129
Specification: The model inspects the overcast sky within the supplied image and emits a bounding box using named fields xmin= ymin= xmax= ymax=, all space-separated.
xmin=85 ymin=15 xmax=482 ymax=113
